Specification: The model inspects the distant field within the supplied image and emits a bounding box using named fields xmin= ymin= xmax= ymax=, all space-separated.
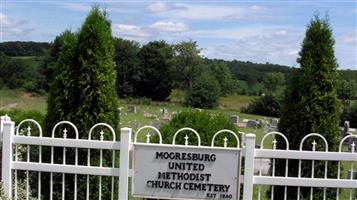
xmin=0 ymin=88 xmax=273 ymax=145
xmin=11 ymin=56 xmax=45 ymax=69
xmin=219 ymin=95 xmax=258 ymax=111
xmin=0 ymin=89 xmax=47 ymax=113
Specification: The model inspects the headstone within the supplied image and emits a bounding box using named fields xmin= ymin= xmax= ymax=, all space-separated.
xmin=347 ymin=137 xmax=357 ymax=152
xmin=143 ymin=111 xmax=153 ymax=118
xmin=344 ymin=121 xmax=350 ymax=133
xmin=128 ymin=105 xmax=137 ymax=113
xmin=270 ymin=118 xmax=279 ymax=128
xmin=152 ymin=121 xmax=161 ymax=129
xmin=229 ymin=115 xmax=239 ymax=124
xmin=246 ymin=120 xmax=258 ymax=128
xmin=160 ymin=108 xmax=168 ymax=115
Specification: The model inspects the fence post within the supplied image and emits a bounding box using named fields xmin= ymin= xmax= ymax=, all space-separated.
xmin=1 ymin=118 xmax=14 ymax=198
xmin=242 ymin=133 xmax=256 ymax=200
xmin=119 ymin=127 xmax=132 ymax=200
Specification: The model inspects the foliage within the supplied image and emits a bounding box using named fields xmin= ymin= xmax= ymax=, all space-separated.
xmin=168 ymin=89 xmax=187 ymax=104
xmin=262 ymin=72 xmax=285 ymax=94
xmin=337 ymin=80 xmax=357 ymax=108
xmin=172 ymin=40 xmax=203 ymax=91
xmin=241 ymin=94 xmax=281 ymax=117
xmin=185 ymin=73 xmax=221 ymax=109
xmin=114 ymin=38 xmax=141 ymax=97
xmin=205 ymin=58 xmax=292 ymax=84
xmin=137 ymin=40 xmax=174 ymax=101
xmin=38 ymin=32 xmax=69 ymax=91
xmin=207 ymin=61 xmax=237 ymax=96
xmin=0 ymin=109 xmax=45 ymax=125
xmin=45 ymin=6 xmax=119 ymax=200
xmin=74 ymin=6 xmax=119 ymax=135
xmin=0 ymin=181 xmax=37 ymax=200
xmin=0 ymin=54 xmax=42 ymax=92
xmin=341 ymin=101 xmax=357 ymax=128
xmin=160 ymin=110 xmax=239 ymax=147
xmin=275 ymin=15 xmax=341 ymax=199
xmin=0 ymin=41 xmax=50 ymax=56
xmin=44 ymin=31 xmax=78 ymax=134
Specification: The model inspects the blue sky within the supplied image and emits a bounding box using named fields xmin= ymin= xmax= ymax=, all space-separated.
xmin=1 ymin=0 xmax=356 ymax=69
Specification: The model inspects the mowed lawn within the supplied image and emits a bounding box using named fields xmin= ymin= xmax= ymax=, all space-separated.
xmin=0 ymin=88 xmax=273 ymax=146
xmin=219 ymin=94 xmax=258 ymax=111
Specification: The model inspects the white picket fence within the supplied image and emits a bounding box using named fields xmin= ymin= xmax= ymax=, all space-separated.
xmin=0 ymin=115 xmax=356 ymax=200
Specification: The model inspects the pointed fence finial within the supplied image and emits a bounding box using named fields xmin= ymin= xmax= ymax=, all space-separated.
xmin=272 ymin=139 xmax=277 ymax=150
xmin=312 ymin=140 xmax=317 ymax=151
xmin=100 ymin=130 xmax=104 ymax=141
xmin=27 ymin=126 xmax=31 ymax=136
xmin=223 ymin=137 xmax=228 ymax=148
xmin=63 ymin=128 xmax=68 ymax=139
xmin=146 ymin=133 xmax=151 ymax=144
xmin=184 ymin=135 xmax=189 ymax=146
xmin=351 ymin=142 xmax=355 ymax=153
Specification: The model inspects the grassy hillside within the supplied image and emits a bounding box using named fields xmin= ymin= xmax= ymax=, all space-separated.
xmin=0 ymin=89 xmax=272 ymax=144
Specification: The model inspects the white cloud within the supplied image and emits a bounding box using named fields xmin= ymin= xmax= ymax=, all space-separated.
xmin=147 ymin=2 xmax=170 ymax=13
xmin=275 ymin=30 xmax=288 ymax=36
xmin=341 ymin=31 xmax=357 ymax=45
xmin=0 ymin=13 xmax=33 ymax=40
xmin=157 ymin=4 xmax=243 ymax=20
xmin=250 ymin=5 xmax=265 ymax=11
xmin=60 ymin=3 xmax=91 ymax=12
xmin=191 ymin=26 xmax=303 ymax=66
xmin=152 ymin=3 xmax=269 ymax=21
xmin=150 ymin=21 xmax=188 ymax=32
xmin=112 ymin=24 xmax=152 ymax=42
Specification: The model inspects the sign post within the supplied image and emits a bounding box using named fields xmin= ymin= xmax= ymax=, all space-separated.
xmin=132 ymin=144 xmax=241 ymax=200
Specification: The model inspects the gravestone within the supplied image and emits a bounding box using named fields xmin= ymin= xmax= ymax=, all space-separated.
xmin=229 ymin=115 xmax=239 ymax=124
xmin=270 ymin=118 xmax=279 ymax=128
xmin=152 ymin=121 xmax=161 ymax=129
xmin=128 ymin=105 xmax=137 ymax=113
xmin=160 ymin=108 xmax=168 ymax=115
xmin=246 ymin=120 xmax=258 ymax=128
xmin=344 ymin=121 xmax=350 ymax=133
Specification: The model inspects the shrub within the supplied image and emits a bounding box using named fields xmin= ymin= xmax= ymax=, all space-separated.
xmin=0 ymin=181 xmax=37 ymax=200
xmin=241 ymin=94 xmax=281 ymax=117
xmin=0 ymin=109 xmax=45 ymax=125
xmin=168 ymin=89 xmax=187 ymax=104
xmin=160 ymin=110 xmax=239 ymax=147
xmin=185 ymin=73 xmax=221 ymax=109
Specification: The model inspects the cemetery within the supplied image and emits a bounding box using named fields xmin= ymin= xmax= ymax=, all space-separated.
xmin=0 ymin=1 xmax=356 ymax=200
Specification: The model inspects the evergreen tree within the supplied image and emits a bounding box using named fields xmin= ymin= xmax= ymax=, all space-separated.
xmin=74 ymin=6 xmax=119 ymax=136
xmin=274 ymin=15 xmax=340 ymax=199
xmin=44 ymin=6 xmax=119 ymax=199
xmin=44 ymin=31 xmax=77 ymax=134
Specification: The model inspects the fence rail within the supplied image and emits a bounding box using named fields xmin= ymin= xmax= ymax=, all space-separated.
xmin=0 ymin=115 xmax=356 ymax=200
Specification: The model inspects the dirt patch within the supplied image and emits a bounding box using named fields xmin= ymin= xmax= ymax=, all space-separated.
xmin=21 ymin=92 xmax=37 ymax=99
xmin=0 ymin=103 xmax=18 ymax=109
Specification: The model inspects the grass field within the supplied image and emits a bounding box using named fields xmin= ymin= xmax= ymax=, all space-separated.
xmin=219 ymin=94 xmax=258 ymax=111
xmin=0 ymin=88 xmax=272 ymax=145
xmin=1 ymin=88 xmax=355 ymax=199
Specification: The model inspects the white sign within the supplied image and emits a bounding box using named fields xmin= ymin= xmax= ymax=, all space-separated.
xmin=132 ymin=144 xmax=241 ymax=200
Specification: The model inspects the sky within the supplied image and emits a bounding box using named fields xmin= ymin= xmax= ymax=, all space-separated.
xmin=1 ymin=0 xmax=356 ymax=69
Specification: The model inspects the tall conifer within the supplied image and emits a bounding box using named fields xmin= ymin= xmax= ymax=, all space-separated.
xmin=274 ymin=15 xmax=340 ymax=199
